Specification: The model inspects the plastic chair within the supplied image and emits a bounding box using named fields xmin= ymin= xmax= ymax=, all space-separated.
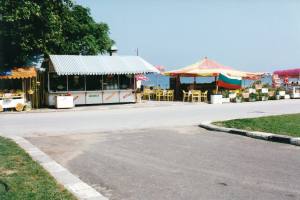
xmin=182 ymin=90 xmax=190 ymax=102
xmin=201 ymin=90 xmax=208 ymax=102
xmin=191 ymin=90 xmax=201 ymax=102
xmin=143 ymin=89 xmax=151 ymax=100
xmin=156 ymin=90 xmax=164 ymax=101
xmin=166 ymin=90 xmax=174 ymax=101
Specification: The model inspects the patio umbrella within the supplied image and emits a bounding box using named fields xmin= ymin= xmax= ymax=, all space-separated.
xmin=164 ymin=57 xmax=263 ymax=80
xmin=135 ymin=74 xmax=149 ymax=81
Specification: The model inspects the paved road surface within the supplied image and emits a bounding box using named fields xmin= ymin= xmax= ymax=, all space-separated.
xmin=1 ymin=100 xmax=300 ymax=199
xmin=28 ymin=127 xmax=300 ymax=200
xmin=1 ymin=100 xmax=300 ymax=137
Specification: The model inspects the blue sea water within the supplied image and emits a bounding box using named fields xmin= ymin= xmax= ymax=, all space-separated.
xmin=144 ymin=74 xmax=273 ymax=89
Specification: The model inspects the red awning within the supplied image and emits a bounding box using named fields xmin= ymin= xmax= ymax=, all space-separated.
xmin=273 ymin=68 xmax=300 ymax=78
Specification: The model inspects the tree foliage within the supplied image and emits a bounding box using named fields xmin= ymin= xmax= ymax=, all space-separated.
xmin=0 ymin=0 xmax=114 ymax=67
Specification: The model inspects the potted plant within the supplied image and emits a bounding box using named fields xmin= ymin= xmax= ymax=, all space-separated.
xmin=254 ymin=80 xmax=263 ymax=90
xmin=259 ymin=92 xmax=269 ymax=101
xmin=235 ymin=92 xmax=243 ymax=103
xmin=222 ymin=90 xmax=230 ymax=103
xmin=249 ymin=93 xmax=257 ymax=102
xmin=275 ymin=87 xmax=285 ymax=100
xmin=268 ymin=89 xmax=275 ymax=100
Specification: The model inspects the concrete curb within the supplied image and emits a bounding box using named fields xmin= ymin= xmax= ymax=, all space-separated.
xmin=199 ymin=121 xmax=300 ymax=146
xmin=0 ymin=134 xmax=108 ymax=200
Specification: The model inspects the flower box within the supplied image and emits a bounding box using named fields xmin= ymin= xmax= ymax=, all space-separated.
xmin=55 ymin=96 xmax=74 ymax=109
xmin=222 ymin=98 xmax=230 ymax=103
xmin=248 ymin=88 xmax=256 ymax=94
xmin=278 ymin=91 xmax=286 ymax=96
xmin=210 ymin=95 xmax=223 ymax=104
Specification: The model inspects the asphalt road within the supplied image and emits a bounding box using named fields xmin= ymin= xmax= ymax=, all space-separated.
xmin=2 ymin=100 xmax=300 ymax=199
xmin=1 ymin=99 xmax=300 ymax=137
xmin=28 ymin=126 xmax=300 ymax=200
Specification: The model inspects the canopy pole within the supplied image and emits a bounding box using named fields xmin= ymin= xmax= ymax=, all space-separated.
xmin=47 ymin=72 xmax=50 ymax=92
xmin=66 ymin=75 xmax=69 ymax=91
xmin=215 ymin=76 xmax=219 ymax=94
xmin=175 ymin=75 xmax=181 ymax=100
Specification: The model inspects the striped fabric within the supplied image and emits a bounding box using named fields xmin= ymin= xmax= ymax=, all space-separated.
xmin=0 ymin=67 xmax=37 ymax=79
xmin=163 ymin=57 xmax=264 ymax=79
xmin=217 ymin=73 xmax=242 ymax=89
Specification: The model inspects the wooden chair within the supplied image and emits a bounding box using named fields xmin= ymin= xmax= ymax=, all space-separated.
xmin=166 ymin=90 xmax=174 ymax=101
xmin=155 ymin=90 xmax=165 ymax=101
xmin=201 ymin=90 xmax=208 ymax=102
xmin=191 ymin=90 xmax=201 ymax=102
xmin=182 ymin=90 xmax=190 ymax=102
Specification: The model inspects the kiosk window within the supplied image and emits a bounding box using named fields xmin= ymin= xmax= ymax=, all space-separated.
xmin=119 ymin=75 xmax=133 ymax=89
xmin=86 ymin=75 xmax=102 ymax=90
xmin=103 ymin=75 xmax=119 ymax=90
xmin=49 ymin=74 xmax=67 ymax=91
xmin=68 ymin=75 xmax=85 ymax=91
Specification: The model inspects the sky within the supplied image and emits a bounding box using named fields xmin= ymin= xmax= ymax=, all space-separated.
xmin=76 ymin=0 xmax=300 ymax=72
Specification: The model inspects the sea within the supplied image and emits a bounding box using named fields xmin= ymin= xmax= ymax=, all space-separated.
xmin=144 ymin=74 xmax=273 ymax=89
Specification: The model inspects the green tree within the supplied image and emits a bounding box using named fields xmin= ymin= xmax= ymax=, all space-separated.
xmin=0 ymin=0 xmax=114 ymax=67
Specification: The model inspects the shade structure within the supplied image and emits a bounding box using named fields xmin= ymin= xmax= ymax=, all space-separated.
xmin=273 ymin=68 xmax=300 ymax=78
xmin=49 ymin=55 xmax=160 ymax=75
xmin=164 ymin=57 xmax=263 ymax=80
xmin=0 ymin=67 xmax=37 ymax=79
xmin=135 ymin=74 xmax=149 ymax=81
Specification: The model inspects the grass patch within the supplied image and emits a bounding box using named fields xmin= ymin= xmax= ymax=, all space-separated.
xmin=213 ymin=114 xmax=300 ymax=137
xmin=0 ymin=136 xmax=76 ymax=200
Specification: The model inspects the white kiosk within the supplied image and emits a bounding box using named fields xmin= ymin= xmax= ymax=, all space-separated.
xmin=45 ymin=55 xmax=159 ymax=107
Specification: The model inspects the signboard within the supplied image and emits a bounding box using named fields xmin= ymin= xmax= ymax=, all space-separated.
xmin=86 ymin=92 xmax=103 ymax=104
xmin=261 ymin=88 xmax=268 ymax=94
xmin=279 ymin=91 xmax=286 ymax=96
xmin=103 ymin=91 xmax=119 ymax=103
xmin=120 ymin=90 xmax=135 ymax=103
xmin=248 ymin=88 xmax=256 ymax=94
xmin=72 ymin=92 xmax=86 ymax=105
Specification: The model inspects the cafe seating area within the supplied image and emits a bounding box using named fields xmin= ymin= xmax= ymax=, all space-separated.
xmin=182 ymin=90 xmax=208 ymax=102
xmin=142 ymin=87 xmax=174 ymax=101
xmin=141 ymin=87 xmax=209 ymax=103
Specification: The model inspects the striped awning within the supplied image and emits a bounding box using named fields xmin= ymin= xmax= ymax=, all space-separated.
xmin=164 ymin=57 xmax=264 ymax=80
xmin=273 ymin=68 xmax=300 ymax=78
xmin=0 ymin=67 xmax=37 ymax=79
xmin=49 ymin=55 xmax=160 ymax=75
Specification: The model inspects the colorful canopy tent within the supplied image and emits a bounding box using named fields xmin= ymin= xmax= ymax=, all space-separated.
xmin=0 ymin=67 xmax=37 ymax=79
xmin=0 ymin=67 xmax=40 ymax=108
xmin=273 ymin=68 xmax=300 ymax=78
xmin=164 ymin=57 xmax=263 ymax=80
